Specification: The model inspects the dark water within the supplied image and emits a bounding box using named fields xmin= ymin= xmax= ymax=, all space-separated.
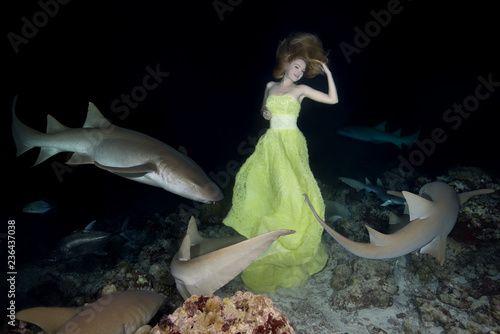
xmin=2 ymin=0 xmax=499 ymax=317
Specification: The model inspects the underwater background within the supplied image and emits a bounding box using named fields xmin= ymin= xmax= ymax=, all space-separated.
xmin=2 ymin=0 xmax=500 ymax=333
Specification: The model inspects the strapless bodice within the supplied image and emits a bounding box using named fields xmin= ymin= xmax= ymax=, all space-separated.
xmin=266 ymin=95 xmax=300 ymax=129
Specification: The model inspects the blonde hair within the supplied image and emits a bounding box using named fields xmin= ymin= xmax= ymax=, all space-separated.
xmin=273 ymin=32 xmax=329 ymax=80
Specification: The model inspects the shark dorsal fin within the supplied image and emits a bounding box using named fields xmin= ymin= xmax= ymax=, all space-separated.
xmin=16 ymin=307 xmax=81 ymax=334
xmin=391 ymin=129 xmax=401 ymax=137
xmin=84 ymin=102 xmax=113 ymax=129
xmin=376 ymin=178 xmax=384 ymax=187
xmin=457 ymin=189 xmax=494 ymax=206
xmin=187 ymin=216 xmax=204 ymax=246
xmin=402 ymin=191 xmax=435 ymax=221
xmin=46 ymin=115 xmax=69 ymax=134
xmin=178 ymin=234 xmax=191 ymax=261
xmin=420 ymin=237 xmax=447 ymax=266
xmin=365 ymin=225 xmax=392 ymax=246
xmin=375 ymin=121 xmax=387 ymax=131
xmin=365 ymin=177 xmax=372 ymax=185
xmin=84 ymin=220 xmax=96 ymax=231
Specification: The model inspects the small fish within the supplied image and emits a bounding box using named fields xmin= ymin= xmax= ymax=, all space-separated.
xmin=48 ymin=218 xmax=130 ymax=262
xmin=22 ymin=200 xmax=55 ymax=214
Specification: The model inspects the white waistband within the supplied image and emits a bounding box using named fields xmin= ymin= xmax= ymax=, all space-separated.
xmin=270 ymin=115 xmax=298 ymax=129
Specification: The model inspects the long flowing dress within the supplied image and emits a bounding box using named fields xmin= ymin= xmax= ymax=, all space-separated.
xmin=223 ymin=94 xmax=328 ymax=293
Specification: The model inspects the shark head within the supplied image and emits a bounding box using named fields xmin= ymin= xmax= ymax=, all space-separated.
xmin=154 ymin=155 xmax=223 ymax=203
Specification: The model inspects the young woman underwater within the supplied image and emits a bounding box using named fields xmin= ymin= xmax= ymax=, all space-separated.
xmin=223 ymin=32 xmax=339 ymax=293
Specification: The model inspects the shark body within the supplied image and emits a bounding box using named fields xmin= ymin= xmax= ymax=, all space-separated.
xmin=15 ymin=290 xmax=165 ymax=334
xmin=339 ymin=177 xmax=406 ymax=206
xmin=12 ymin=97 xmax=222 ymax=203
xmin=305 ymin=182 xmax=494 ymax=265
xmin=48 ymin=218 xmax=129 ymax=262
xmin=337 ymin=121 xmax=419 ymax=149
xmin=171 ymin=216 xmax=294 ymax=299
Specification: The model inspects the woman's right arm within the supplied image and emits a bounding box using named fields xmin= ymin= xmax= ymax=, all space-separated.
xmin=261 ymin=81 xmax=274 ymax=120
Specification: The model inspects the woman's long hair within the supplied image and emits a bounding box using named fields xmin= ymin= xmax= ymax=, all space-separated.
xmin=273 ymin=32 xmax=329 ymax=80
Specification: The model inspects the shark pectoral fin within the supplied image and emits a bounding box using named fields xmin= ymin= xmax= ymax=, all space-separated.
xmin=66 ymin=152 xmax=94 ymax=165
xmin=365 ymin=225 xmax=392 ymax=246
xmin=16 ymin=307 xmax=81 ymax=334
xmin=420 ymin=237 xmax=447 ymax=266
xmin=94 ymin=161 xmax=157 ymax=175
xmin=457 ymin=189 xmax=494 ymax=206
xmin=187 ymin=229 xmax=295 ymax=296
xmin=402 ymin=191 xmax=435 ymax=221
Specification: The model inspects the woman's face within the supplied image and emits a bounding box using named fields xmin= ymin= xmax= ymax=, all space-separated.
xmin=285 ymin=59 xmax=306 ymax=82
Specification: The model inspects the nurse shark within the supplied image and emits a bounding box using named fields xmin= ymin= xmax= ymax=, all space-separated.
xmin=12 ymin=96 xmax=222 ymax=203
xmin=304 ymin=182 xmax=494 ymax=265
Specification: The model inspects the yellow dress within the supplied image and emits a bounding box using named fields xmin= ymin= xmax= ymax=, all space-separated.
xmin=223 ymin=94 xmax=328 ymax=293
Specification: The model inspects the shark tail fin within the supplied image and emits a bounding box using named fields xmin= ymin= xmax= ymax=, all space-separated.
xmin=12 ymin=96 xmax=69 ymax=166
xmin=12 ymin=96 xmax=39 ymax=157
xmin=16 ymin=306 xmax=80 ymax=334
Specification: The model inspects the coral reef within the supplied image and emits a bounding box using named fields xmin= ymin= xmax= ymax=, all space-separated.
xmin=150 ymin=291 xmax=295 ymax=334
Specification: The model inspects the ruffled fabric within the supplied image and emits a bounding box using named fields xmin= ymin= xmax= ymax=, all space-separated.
xmin=223 ymin=95 xmax=327 ymax=293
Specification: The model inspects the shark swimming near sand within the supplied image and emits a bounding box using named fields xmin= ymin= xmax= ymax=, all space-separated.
xmin=337 ymin=121 xmax=420 ymax=149
xmin=12 ymin=96 xmax=222 ymax=203
xmin=15 ymin=289 xmax=165 ymax=334
xmin=304 ymin=182 xmax=494 ymax=265
xmin=171 ymin=216 xmax=295 ymax=299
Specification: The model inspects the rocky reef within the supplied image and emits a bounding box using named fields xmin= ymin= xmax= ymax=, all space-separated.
xmin=331 ymin=259 xmax=399 ymax=311
xmin=151 ymin=291 xmax=295 ymax=334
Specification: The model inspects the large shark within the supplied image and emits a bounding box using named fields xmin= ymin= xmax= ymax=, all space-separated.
xmin=339 ymin=176 xmax=406 ymax=206
xmin=15 ymin=289 xmax=165 ymax=334
xmin=12 ymin=97 xmax=222 ymax=203
xmin=337 ymin=121 xmax=419 ymax=149
xmin=171 ymin=216 xmax=294 ymax=299
xmin=304 ymin=182 xmax=494 ymax=265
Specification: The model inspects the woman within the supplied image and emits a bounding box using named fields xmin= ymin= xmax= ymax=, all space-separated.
xmin=223 ymin=32 xmax=339 ymax=293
